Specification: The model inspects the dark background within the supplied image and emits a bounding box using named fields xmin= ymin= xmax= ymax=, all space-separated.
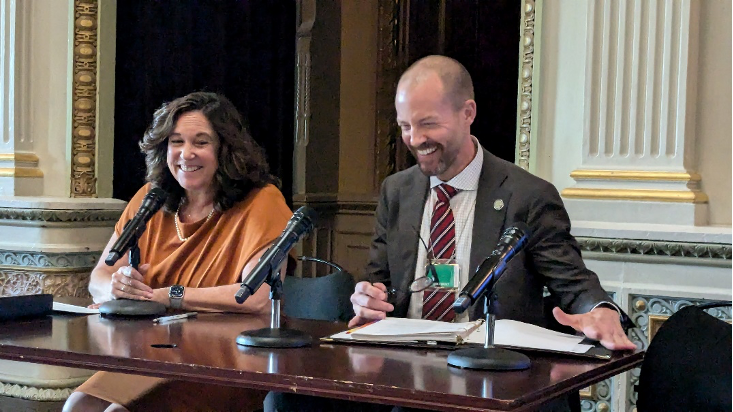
xmin=113 ymin=0 xmax=296 ymax=203
xmin=398 ymin=0 xmax=521 ymax=169
xmin=113 ymin=0 xmax=521 ymax=201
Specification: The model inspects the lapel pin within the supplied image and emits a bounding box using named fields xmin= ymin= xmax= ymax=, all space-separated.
xmin=493 ymin=199 xmax=504 ymax=211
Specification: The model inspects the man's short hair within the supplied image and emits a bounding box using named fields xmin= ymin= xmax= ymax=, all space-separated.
xmin=399 ymin=55 xmax=475 ymax=110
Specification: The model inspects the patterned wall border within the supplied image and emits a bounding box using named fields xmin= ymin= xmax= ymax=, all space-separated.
xmin=626 ymin=295 xmax=732 ymax=411
xmin=0 ymin=208 xmax=121 ymax=223
xmin=0 ymin=381 xmax=77 ymax=401
xmin=515 ymin=0 xmax=536 ymax=171
xmin=577 ymin=237 xmax=731 ymax=260
xmin=70 ymin=0 xmax=99 ymax=197
xmin=0 ymin=250 xmax=98 ymax=269
xmin=0 ymin=270 xmax=92 ymax=298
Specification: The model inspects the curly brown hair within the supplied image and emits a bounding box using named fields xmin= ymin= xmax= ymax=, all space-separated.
xmin=139 ymin=92 xmax=278 ymax=213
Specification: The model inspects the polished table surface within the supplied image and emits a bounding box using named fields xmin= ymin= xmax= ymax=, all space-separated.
xmin=0 ymin=313 xmax=643 ymax=412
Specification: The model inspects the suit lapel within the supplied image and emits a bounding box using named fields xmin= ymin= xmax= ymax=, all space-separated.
xmin=469 ymin=150 xmax=511 ymax=279
xmin=395 ymin=168 xmax=429 ymax=295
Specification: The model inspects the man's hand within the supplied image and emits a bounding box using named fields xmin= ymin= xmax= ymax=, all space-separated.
xmin=553 ymin=306 xmax=637 ymax=351
xmin=348 ymin=281 xmax=394 ymax=328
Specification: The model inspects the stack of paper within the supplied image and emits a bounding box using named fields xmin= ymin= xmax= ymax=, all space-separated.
xmin=465 ymin=320 xmax=593 ymax=354
xmin=330 ymin=318 xmax=595 ymax=355
xmin=52 ymin=301 xmax=99 ymax=314
xmin=349 ymin=318 xmax=483 ymax=343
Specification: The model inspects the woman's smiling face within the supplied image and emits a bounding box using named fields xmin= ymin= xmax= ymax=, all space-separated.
xmin=166 ymin=111 xmax=219 ymax=196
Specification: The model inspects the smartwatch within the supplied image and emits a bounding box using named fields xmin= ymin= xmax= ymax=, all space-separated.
xmin=169 ymin=285 xmax=185 ymax=309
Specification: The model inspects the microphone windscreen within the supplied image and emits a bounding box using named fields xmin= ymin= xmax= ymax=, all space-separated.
xmin=294 ymin=206 xmax=318 ymax=225
xmin=507 ymin=221 xmax=531 ymax=238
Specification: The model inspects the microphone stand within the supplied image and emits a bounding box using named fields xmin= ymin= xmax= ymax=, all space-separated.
xmin=447 ymin=294 xmax=530 ymax=370
xmin=235 ymin=265 xmax=312 ymax=348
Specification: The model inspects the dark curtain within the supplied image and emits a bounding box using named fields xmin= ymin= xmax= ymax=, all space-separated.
xmin=399 ymin=0 xmax=521 ymax=167
xmin=113 ymin=0 xmax=296 ymax=204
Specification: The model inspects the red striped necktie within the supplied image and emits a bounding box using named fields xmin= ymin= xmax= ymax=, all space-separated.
xmin=422 ymin=183 xmax=459 ymax=322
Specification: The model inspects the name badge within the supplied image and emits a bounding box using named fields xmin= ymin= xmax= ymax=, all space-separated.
xmin=427 ymin=259 xmax=460 ymax=288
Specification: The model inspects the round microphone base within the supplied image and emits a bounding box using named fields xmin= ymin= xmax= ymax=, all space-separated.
xmin=235 ymin=327 xmax=312 ymax=348
xmin=447 ymin=347 xmax=531 ymax=370
xmin=99 ymin=299 xmax=166 ymax=317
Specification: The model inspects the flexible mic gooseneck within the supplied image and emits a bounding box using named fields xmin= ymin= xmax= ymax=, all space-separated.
xmin=105 ymin=188 xmax=168 ymax=266
xmin=234 ymin=206 xmax=318 ymax=304
xmin=453 ymin=222 xmax=532 ymax=314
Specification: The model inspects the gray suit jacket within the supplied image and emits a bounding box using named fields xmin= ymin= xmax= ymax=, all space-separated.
xmin=366 ymin=149 xmax=612 ymax=326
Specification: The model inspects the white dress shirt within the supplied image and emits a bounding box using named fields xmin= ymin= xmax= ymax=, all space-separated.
xmin=408 ymin=138 xmax=483 ymax=322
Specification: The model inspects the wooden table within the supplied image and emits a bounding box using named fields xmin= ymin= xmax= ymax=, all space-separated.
xmin=0 ymin=313 xmax=643 ymax=411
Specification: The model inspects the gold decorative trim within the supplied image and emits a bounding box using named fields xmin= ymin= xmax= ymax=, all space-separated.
xmin=647 ymin=314 xmax=668 ymax=342
xmin=70 ymin=0 xmax=99 ymax=198
xmin=579 ymin=384 xmax=596 ymax=399
xmin=0 ymin=167 xmax=43 ymax=177
xmin=0 ymin=153 xmax=40 ymax=162
xmin=515 ymin=0 xmax=536 ymax=171
xmin=570 ymin=170 xmax=701 ymax=182
xmin=561 ymin=188 xmax=708 ymax=203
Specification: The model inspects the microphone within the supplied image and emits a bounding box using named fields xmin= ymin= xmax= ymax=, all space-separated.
xmin=235 ymin=206 xmax=318 ymax=304
xmin=105 ymin=188 xmax=168 ymax=266
xmin=453 ymin=222 xmax=532 ymax=314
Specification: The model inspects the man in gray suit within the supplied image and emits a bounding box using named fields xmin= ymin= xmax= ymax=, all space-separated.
xmin=265 ymin=55 xmax=635 ymax=412
xmin=349 ymin=55 xmax=635 ymax=351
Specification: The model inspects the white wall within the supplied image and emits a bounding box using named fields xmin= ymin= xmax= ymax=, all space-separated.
xmin=536 ymin=0 xmax=732 ymax=226
xmin=20 ymin=0 xmax=73 ymax=197
xmin=534 ymin=0 xmax=588 ymax=191
xmin=695 ymin=0 xmax=732 ymax=226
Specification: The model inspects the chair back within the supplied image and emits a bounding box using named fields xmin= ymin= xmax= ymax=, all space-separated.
xmin=637 ymin=302 xmax=732 ymax=411
xmin=283 ymin=262 xmax=356 ymax=322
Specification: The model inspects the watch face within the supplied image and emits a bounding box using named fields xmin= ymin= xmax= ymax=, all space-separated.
xmin=170 ymin=285 xmax=184 ymax=298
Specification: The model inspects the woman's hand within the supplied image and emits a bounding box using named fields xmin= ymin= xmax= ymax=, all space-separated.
xmin=110 ymin=264 xmax=154 ymax=300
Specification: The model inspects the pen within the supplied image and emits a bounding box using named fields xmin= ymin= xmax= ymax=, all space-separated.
xmin=153 ymin=312 xmax=198 ymax=323
xmin=346 ymin=320 xmax=379 ymax=334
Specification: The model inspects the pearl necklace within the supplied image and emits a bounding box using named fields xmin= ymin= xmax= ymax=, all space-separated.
xmin=175 ymin=202 xmax=216 ymax=242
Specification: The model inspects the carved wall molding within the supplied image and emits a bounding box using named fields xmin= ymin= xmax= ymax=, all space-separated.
xmin=70 ymin=0 xmax=99 ymax=197
xmin=0 ymin=381 xmax=76 ymax=401
xmin=0 ymin=208 xmax=121 ymax=223
xmin=577 ymin=237 xmax=731 ymax=260
xmin=0 ymin=250 xmax=98 ymax=268
xmin=580 ymin=379 xmax=611 ymax=412
xmin=0 ymin=270 xmax=92 ymax=298
xmin=374 ymin=0 xmax=402 ymax=186
xmin=515 ymin=0 xmax=536 ymax=171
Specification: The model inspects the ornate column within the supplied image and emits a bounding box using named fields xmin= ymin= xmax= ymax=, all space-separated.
xmin=562 ymin=0 xmax=706 ymax=226
xmin=0 ymin=0 xmax=124 ymax=408
xmin=0 ymin=0 xmax=41 ymax=196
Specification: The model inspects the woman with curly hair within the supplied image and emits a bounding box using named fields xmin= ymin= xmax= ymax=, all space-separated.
xmin=64 ymin=92 xmax=291 ymax=412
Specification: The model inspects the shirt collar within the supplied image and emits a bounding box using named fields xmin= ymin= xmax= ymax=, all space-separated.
xmin=430 ymin=136 xmax=483 ymax=191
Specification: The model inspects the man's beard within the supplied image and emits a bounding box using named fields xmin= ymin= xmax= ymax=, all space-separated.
xmin=410 ymin=142 xmax=452 ymax=177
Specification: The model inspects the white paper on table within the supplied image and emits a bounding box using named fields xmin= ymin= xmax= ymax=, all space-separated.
xmin=53 ymin=301 xmax=99 ymax=314
xmin=465 ymin=319 xmax=594 ymax=354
